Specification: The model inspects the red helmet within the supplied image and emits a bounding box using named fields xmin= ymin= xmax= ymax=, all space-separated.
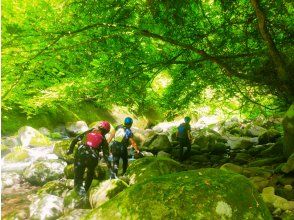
xmin=98 ymin=121 xmax=111 ymax=133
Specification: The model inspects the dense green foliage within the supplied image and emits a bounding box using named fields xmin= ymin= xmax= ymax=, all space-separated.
xmin=2 ymin=0 xmax=293 ymax=133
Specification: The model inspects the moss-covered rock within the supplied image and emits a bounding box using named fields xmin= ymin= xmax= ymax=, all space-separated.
xmin=248 ymin=157 xmax=285 ymax=167
xmin=276 ymin=186 xmax=294 ymax=201
xmin=142 ymin=134 xmax=171 ymax=153
xmin=23 ymin=159 xmax=66 ymax=186
xmin=283 ymin=104 xmax=294 ymax=158
xmin=249 ymin=176 xmax=270 ymax=192
xmin=281 ymin=153 xmax=294 ymax=173
xmin=58 ymin=209 xmax=91 ymax=220
xmin=258 ymin=129 xmax=281 ymax=144
xmin=1 ymin=172 xmax=22 ymax=188
xmin=3 ymin=146 xmax=29 ymax=163
xmin=260 ymin=141 xmax=284 ymax=157
xmin=53 ymin=139 xmax=74 ymax=163
xmin=262 ymin=187 xmax=294 ymax=211
xmin=29 ymin=194 xmax=64 ymax=220
xmin=4 ymin=210 xmax=29 ymax=220
xmin=245 ymin=125 xmax=267 ymax=137
xmin=277 ymin=175 xmax=294 ymax=186
xmin=1 ymin=144 xmax=11 ymax=157
xmin=1 ymin=136 xmax=20 ymax=147
xmin=125 ymin=157 xmax=184 ymax=185
xmin=89 ymin=179 xmax=129 ymax=208
xmin=50 ymin=132 xmax=63 ymax=139
xmin=84 ymin=169 xmax=272 ymax=220
xmin=65 ymin=121 xmax=88 ymax=136
xmin=220 ymin=163 xmax=243 ymax=175
xmin=193 ymin=128 xmax=227 ymax=149
xmin=63 ymin=189 xmax=90 ymax=212
xmin=37 ymin=180 xmax=72 ymax=197
xmin=220 ymin=163 xmax=272 ymax=178
xmin=234 ymin=153 xmax=252 ymax=164
xmin=157 ymin=151 xmax=171 ymax=158
xmin=18 ymin=126 xmax=52 ymax=147
xmin=227 ymin=136 xmax=258 ymax=149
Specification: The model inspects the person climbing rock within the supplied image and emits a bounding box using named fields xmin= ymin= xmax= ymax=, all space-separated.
xmin=67 ymin=121 xmax=114 ymax=195
xmin=108 ymin=117 xmax=141 ymax=176
xmin=177 ymin=116 xmax=192 ymax=161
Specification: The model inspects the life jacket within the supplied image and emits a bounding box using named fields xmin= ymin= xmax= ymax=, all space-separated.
xmin=85 ymin=130 xmax=103 ymax=148
xmin=114 ymin=127 xmax=126 ymax=143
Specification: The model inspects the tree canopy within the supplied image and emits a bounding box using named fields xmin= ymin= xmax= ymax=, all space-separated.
xmin=2 ymin=0 xmax=293 ymax=129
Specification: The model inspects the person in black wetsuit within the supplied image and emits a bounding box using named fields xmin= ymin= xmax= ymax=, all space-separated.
xmin=107 ymin=117 xmax=141 ymax=176
xmin=177 ymin=116 xmax=192 ymax=161
xmin=67 ymin=121 xmax=113 ymax=195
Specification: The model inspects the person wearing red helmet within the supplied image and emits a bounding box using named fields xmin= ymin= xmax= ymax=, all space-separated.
xmin=67 ymin=121 xmax=113 ymax=195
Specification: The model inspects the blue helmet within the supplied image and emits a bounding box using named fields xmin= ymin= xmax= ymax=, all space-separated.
xmin=184 ymin=116 xmax=191 ymax=123
xmin=124 ymin=117 xmax=133 ymax=126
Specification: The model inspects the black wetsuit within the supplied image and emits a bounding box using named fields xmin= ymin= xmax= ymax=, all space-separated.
xmin=177 ymin=122 xmax=191 ymax=161
xmin=68 ymin=129 xmax=111 ymax=193
xmin=111 ymin=125 xmax=133 ymax=175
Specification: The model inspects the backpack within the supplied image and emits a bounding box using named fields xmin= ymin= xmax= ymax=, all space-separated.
xmin=85 ymin=131 xmax=103 ymax=148
xmin=114 ymin=127 xmax=126 ymax=143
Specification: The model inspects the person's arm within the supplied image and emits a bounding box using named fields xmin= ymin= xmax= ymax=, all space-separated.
xmin=188 ymin=130 xmax=192 ymax=141
xmin=129 ymin=137 xmax=140 ymax=153
xmin=107 ymin=129 xmax=116 ymax=143
xmin=67 ymin=129 xmax=92 ymax=154
xmin=188 ymin=125 xmax=192 ymax=141
xmin=101 ymin=140 xmax=112 ymax=169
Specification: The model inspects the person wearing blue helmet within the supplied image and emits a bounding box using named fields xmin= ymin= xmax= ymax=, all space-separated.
xmin=176 ymin=116 xmax=192 ymax=161
xmin=108 ymin=117 xmax=140 ymax=175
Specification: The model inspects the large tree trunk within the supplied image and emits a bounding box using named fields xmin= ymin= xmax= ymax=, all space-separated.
xmin=250 ymin=0 xmax=287 ymax=81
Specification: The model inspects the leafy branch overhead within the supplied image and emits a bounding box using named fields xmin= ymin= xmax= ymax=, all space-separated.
xmin=2 ymin=0 xmax=293 ymax=119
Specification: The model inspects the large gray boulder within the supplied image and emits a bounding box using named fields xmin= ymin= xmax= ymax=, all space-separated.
xmin=23 ymin=159 xmax=66 ymax=186
xmin=1 ymin=172 xmax=22 ymax=189
xmin=193 ymin=129 xmax=227 ymax=149
xmin=142 ymin=134 xmax=171 ymax=153
xmin=283 ymin=104 xmax=294 ymax=158
xmin=3 ymin=146 xmax=30 ymax=163
xmin=53 ymin=139 xmax=74 ymax=163
xmin=18 ymin=126 xmax=52 ymax=147
xmin=63 ymin=189 xmax=90 ymax=212
xmin=37 ymin=180 xmax=73 ymax=197
xmin=89 ymin=179 xmax=128 ymax=208
xmin=29 ymin=194 xmax=64 ymax=220
xmin=258 ymin=129 xmax=281 ymax=144
xmin=65 ymin=121 xmax=88 ymax=136
xmin=246 ymin=125 xmax=267 ymax=137
xmin=1 ymin=136 xmax=20 ymax=147
xmin=227 ymin=136 xmax=258 ymax=149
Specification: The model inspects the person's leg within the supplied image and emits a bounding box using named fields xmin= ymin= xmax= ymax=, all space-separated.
xmin=74 ymin=159 xmax=86 ymax=193
xmin=84 ymin=158 xmax=98 ymax=192
xmin=183 ymin=139 xmax=191 ymax=160
xmin=178 ymin=139 xmax=184 ymax=162
xmin=112 ymin=142 xmax=122 ymax=176
xmin=112 ymin=153 xmax=120 ymax=176
xmin=121 ymin=146 xmax=128 ymax=175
